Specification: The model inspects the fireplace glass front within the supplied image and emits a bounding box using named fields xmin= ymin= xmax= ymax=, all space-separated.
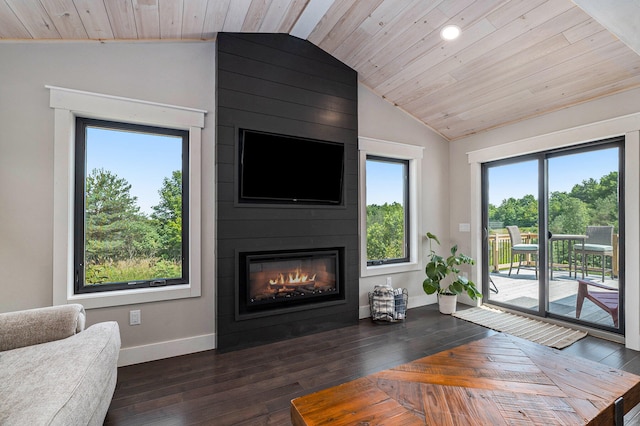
xmin=239 ymin=248 xmax=342 ymax=315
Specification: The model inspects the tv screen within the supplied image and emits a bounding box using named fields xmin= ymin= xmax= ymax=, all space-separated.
xmin=239 ymin=129 xmax=344 ymax=205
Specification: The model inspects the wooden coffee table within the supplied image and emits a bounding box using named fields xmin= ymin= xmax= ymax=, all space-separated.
xmin=291 ymin=333 xmax=640 ymax=425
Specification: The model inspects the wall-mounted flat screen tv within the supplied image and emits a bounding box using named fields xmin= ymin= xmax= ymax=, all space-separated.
xmin=239 ymin=129 xmax=344 ymax=205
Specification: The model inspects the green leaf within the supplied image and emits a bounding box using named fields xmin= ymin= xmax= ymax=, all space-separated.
xmin=450 ymin=281 xmax=463 ymax=294
xmin=423 ymin=279 xmax=438 ymax=295
xmin=468 ymin=287 xmax=481 ymax=299
xmin=426 ymin=232 xmax=440 ymax=245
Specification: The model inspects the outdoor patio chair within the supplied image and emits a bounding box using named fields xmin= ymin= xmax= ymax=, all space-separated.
xmin=576 ymin=279 xmax=619 ymax=327
xmin=506 ymin=225 xmax=538 ymax=278
xmin=574 ymin=225 xmax=613 ymax=282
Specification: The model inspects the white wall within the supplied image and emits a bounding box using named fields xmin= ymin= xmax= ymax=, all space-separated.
xmin=357 ymin=84 xmax=450 ymax=316
xmin=0 ymin=41 xmax=216 ymax=365
xmin=449 ymin=88 xmax=640 ymax=349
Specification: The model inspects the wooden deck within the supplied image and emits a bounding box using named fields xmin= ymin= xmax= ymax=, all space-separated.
xmin=489 ymin=269 xmax=620 ymax=328
xmin=291 ymin=333 xmax=640 ymax=425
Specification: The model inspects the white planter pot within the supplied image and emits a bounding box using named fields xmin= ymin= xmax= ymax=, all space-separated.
xmin=438 ymin=294 xmax=457 ymax=314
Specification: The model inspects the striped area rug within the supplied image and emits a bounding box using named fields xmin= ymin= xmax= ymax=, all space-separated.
xmin=452 ymin=305 xmax=587 ymax=349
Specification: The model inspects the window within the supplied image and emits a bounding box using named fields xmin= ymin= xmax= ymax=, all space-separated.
xmin=49 ymin=86 xmax=205 ymax=309
xmin=366 ymin=156 xmax=409 ymax=265
xmin=74 ymin=118 xmax=189 ymax=293
xmin=359 ymin=137 xmax=423 ymax=277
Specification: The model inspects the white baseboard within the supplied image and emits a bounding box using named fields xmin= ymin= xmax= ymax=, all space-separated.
xmin=359 ymin=305 xmax=370 ymax=319
xmin=118 ymin=333 xmax=216 ymax=367
xmin=358 ymin=294 xmax=434 ymax=319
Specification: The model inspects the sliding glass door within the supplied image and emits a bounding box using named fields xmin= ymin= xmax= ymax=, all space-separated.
xmin=546 ymin=146 xmax=622 ymax=330
xmin=482 ymin=139 xmax=623 ymax=333
xmin=485 ymin=159 xmax=541 ymax=313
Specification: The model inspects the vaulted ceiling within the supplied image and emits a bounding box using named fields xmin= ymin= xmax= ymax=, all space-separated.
xmin=2 ymin=0 xmax=639 ymax=141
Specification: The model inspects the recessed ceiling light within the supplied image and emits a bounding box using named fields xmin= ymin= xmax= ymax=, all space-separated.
xmin=440 ymin=24 xmax=461 ymax=41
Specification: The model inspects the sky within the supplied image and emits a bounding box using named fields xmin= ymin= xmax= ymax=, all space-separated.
xmin=85 ymin=127 xmax=182 ymax=215
xmin=488 ymin=147 xmax=619 ymax=205
xmin=366 ymin=159 xmax=405 ymax=205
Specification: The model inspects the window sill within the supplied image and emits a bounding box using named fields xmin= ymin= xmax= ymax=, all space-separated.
xmin=361 ymin=261 xmax=421 ymax=277
xmin=63 ymin=284 xmax=200 ymax=309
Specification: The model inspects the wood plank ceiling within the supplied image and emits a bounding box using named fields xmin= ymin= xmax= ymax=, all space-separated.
xmin=2 ymin=0 xmax=640 ymax=141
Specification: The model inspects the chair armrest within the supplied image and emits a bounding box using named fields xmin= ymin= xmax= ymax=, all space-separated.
xmin=577 ymin=279 xmax=617 ymax=291
xmin=0 ymin=304 xmax=86 ymax=351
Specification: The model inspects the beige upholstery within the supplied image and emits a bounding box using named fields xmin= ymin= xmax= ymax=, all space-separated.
xmin=574 ymin=226 xmax=614 ymax=281
xmin=0 ymin=304 xmax=86 ymax=351
xmin=0 ymin=304 xmax=120 ymax=425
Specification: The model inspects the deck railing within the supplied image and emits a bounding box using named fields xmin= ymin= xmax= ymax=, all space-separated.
xmin=488 ymin=233 xmax=537 ymax=272
xmin=488 ymin=233 xmax=619 ymax=277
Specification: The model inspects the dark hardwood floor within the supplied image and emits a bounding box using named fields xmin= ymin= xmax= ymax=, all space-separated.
xmin=105 ymin=304 xmax=640 ymax=425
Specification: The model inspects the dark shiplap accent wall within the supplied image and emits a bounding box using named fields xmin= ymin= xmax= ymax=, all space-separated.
xmin=216 ymin=33 xmax=359 ymax=351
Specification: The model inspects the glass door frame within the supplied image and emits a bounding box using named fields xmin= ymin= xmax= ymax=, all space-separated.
xmin=481 ymin=153 xmax=547 ymax=318
xmin=481 ymin=137 xmax=625 ymax=334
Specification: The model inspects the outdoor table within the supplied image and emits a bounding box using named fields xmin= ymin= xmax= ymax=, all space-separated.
xmin=549 ymin=234 xmax=587 ymax=280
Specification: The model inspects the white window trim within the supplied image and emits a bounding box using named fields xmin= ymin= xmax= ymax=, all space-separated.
xmin=359 ymin=137 xmax=424 ymax=277
xmin=49 ymin=86 xmax=206 ymax=309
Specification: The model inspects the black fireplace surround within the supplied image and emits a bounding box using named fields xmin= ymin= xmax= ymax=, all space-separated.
xmin=216 ymin=33 xmax=359 ymax=351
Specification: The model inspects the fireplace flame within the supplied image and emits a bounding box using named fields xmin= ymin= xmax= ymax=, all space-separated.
xmin=269 ymin=269 xmax=317 ymax=285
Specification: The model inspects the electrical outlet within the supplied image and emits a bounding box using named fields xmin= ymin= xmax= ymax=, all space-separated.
xmin=129 ymin=310 xmax=141 ymax=326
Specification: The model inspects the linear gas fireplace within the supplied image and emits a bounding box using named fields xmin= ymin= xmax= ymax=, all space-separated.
xmin=237 ymin=248 xmax=344 ymax=318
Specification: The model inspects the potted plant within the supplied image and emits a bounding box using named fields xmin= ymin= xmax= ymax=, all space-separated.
xmin=423 ymin=232 xmax=481 ymax=314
